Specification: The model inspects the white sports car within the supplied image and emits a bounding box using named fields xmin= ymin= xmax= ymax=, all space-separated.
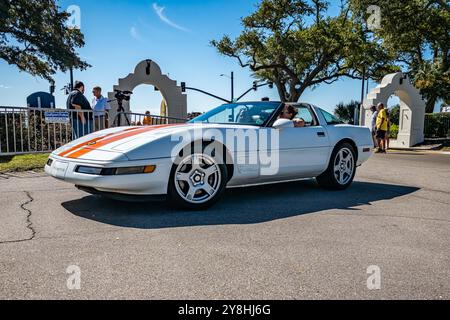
xmin=46 ymin=102 xmax=373 ymax=209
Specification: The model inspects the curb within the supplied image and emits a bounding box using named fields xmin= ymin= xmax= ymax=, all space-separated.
xmin=386 ymin=149 xmax=450 ymax=155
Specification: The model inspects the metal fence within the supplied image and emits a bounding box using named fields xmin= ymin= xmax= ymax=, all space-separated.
xmin=0 ymin=107 xmax=187 ymax=156
xmin=113 ymin=112 xmax=187 ymax=127
xmin=424 ymin=113 xmax=450 ymax=138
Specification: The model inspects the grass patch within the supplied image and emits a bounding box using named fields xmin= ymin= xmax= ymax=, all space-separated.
xmin=0 ymin=153 xmax=50 ymax=173
xmin=442 ymin=147 xmax=450 ymax=152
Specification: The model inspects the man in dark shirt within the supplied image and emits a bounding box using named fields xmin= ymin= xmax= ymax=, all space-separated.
xmin=67 ymin=81 xmax=94 ymax=139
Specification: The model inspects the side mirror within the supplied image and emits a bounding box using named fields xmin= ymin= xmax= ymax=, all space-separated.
xmin=273 ymin=119 xmax=294 ymax=130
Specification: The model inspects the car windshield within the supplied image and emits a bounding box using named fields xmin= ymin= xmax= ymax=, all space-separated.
xmin=189 ymin=102 xmax=281 ymax=126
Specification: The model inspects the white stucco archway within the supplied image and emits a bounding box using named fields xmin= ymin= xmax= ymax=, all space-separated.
xmin=108 ymin=60 xmax=187 ymax=122
xmin=361 ymin=72 xmax=426 ymax=148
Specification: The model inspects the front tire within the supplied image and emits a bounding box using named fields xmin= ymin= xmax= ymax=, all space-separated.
xmin=316 ymin=142 xmax=357 ymax=190
xmin=168 ymin=148 xmax=228 ymax=210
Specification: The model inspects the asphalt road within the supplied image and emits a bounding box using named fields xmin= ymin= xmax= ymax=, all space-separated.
xmin=0 ymin=152 xmax=449 ymax=300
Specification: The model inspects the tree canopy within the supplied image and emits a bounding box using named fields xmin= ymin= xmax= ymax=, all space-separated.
xmin=212 ymin=0 xmax=449 ymax=112
xmin=350 ymin=0 xmax=450 ymax=112
xmin=212 ymin=0 xmax=398 ymax=102
xmin=0 ymin=0 xmax=89 ymax=81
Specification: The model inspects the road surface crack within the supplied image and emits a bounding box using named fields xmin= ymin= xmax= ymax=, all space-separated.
xmin=0 ymin=191 xmax=36 ymax=245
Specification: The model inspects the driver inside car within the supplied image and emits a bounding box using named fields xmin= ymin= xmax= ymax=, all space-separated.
xmin=279 ymin=105 xmax=305 ymax=128
xmin=280 ymin=105 xmax=297 ymax=121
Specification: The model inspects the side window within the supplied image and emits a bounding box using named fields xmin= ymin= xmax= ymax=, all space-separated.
xmin=319 ymin=109 xmax=344 ymax=125
xmin=293 ymin=105 xmax=317 ymax=127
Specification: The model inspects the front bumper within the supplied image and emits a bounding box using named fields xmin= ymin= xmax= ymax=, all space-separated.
xmin=45 ymin=154 xmax=173 ymax=196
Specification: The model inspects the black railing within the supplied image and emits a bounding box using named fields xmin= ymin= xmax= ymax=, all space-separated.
xmin=113 ymin=112 xmax=187 ymax=127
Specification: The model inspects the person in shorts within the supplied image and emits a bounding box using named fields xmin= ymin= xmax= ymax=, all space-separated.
xmin=385 ymin=108 xmax=391 ymax=150
xmin=375 ymin=103 xmax=388 ymax=153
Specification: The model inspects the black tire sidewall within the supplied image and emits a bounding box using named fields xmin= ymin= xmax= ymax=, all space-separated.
xmin=318 ymin=142 xmax=357 ymax=190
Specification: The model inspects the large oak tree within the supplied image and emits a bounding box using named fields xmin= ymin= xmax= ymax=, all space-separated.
xmin=0 ymin=0 xmax=89 ymax=81
xmin=351 ymin=0 xmax=449 ymax=112
xmin=212 ymin=0 xmax=398 ymax=102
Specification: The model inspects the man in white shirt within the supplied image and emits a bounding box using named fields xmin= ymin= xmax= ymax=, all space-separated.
xmin=92 ymin=86 xmax=111 ymax=130
xmin=370 ymin=105 xmax=379 ymax=148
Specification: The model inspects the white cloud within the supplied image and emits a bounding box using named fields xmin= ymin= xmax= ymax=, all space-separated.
xmin=130 ymin=26 xmax=142 ymax=41
xmin=152 ymin=3 xmax=189 ymax=32
xmin=0 ymin=85 xmax=11 ymax=89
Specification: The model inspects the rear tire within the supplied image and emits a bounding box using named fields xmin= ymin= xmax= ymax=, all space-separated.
xmin=168 ymin=144 xmax=228 ymax=210
xmin=316 ymin=142 xmax=357 ymax=190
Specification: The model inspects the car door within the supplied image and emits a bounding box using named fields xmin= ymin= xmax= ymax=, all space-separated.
xmin=268 ymin=104 xmax=331 ymax=180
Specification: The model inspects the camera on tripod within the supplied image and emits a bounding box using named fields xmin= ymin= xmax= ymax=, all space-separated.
xmin=114 ymin=90 xmax=133 ymax=102
xmin=112 ymin=90 xmax=133 ymax=127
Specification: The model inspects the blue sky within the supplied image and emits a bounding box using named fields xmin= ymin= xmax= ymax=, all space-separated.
xmin=0 ymin=0 xmax=389 ymax=114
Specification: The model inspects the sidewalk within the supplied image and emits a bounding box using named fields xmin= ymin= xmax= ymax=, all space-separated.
xmin=387 ymin=145 xmax=450 ymax=155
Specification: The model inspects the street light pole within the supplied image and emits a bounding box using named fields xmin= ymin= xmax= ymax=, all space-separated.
xmin=221 ymin=72 xmax=235 ymax=102
xmin=69 ymin=67 xmax=74 ymax=91
xmin=357 ymin=65 xmax=366 ymax=125
xmin=231 ymin=71 xmax=234 ymax=102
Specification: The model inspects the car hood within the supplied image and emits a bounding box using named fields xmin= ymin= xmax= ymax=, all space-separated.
xmin=53 ymin=123 xmax=260 ymax=161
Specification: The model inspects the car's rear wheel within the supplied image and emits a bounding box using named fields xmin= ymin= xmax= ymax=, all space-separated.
xmin=168 ymin=149 xmax=228 ymax=210
xmin=316 ymin=142 xmax=357 ymax=190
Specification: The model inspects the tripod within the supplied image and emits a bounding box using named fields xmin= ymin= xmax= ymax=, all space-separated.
xmin=115 ymin=98 xmax=131 ymax=127
xmin=109 ymin=90 xmax=133 ymax=127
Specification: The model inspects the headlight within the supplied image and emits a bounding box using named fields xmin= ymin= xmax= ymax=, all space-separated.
xmin=75 ymin=165 xmax=156 ymax=176
xmin=76 ymin=166 xmax=103 ymax=175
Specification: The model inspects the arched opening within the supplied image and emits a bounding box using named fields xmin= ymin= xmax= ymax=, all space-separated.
xmin=130 ymin=84 xmax=167 ymax=116
xmin=362 ymin=72 xmax=426 ymax=148
xmin=107 ymin=60 xmax=188 ymax=125
xmin=387 ymin=95 xmax=400 ymax=126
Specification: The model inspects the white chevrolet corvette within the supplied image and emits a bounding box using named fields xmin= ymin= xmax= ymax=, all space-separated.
xmin=46 ymin=102 xmax=373 ymax=209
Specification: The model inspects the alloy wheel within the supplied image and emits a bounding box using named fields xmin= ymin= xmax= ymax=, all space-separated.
xmin=174 ymin=154 xmax=222 ymax=204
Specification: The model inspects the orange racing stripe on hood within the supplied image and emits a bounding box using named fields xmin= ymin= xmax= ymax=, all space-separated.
xmin=58 ymin=127 xmax=141 ymax=158
xmin=66 ymin=124 xmax=182 ymax=159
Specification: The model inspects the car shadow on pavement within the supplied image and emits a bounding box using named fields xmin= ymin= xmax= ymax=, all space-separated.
xmin=62 ymin=180 xmax=419 ymax=229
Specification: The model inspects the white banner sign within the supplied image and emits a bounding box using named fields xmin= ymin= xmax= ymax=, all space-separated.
xmin=45 ymin=112 xmax=70 ymax=124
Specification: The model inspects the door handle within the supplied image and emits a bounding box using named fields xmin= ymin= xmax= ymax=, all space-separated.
xmin=317 ymin=132 xmax=326 ymax=137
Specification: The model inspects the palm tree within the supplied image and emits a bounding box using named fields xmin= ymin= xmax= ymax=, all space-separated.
xmin=333 ymin=101 xmax=360 ymax=124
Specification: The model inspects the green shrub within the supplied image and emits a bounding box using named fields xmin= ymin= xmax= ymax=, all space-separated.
xmin=1 ymin=110 xmax=72 ymax=154
xmin=424 ymin=113 xmax=450 ymax=138
xmin=390 ymin=124 xmax=399 ymax=139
